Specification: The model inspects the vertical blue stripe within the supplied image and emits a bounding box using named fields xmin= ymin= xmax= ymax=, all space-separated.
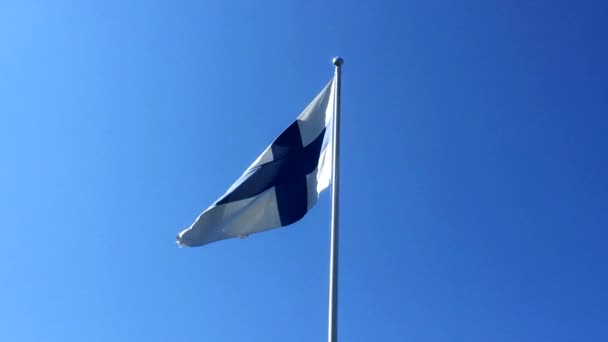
xmin=270 ymin=121 xmax=307 ymax=226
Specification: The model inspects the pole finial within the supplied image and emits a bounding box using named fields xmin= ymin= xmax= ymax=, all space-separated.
xmin=332 ymin=57 xmax=344 ymax=66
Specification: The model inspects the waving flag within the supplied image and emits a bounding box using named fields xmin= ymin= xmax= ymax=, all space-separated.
xmin=177 ymin=79 xmax=335 ymax=247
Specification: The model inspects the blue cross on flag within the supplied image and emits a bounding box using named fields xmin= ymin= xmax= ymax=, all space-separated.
xmin=176 ymin=78 xmax=335 ymax=247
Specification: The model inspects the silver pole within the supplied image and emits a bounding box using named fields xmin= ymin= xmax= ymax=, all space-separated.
xmin=328 ymin=56 xmax=343 ymax=342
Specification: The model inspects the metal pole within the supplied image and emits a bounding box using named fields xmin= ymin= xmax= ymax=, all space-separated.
xmin=328 ymin=56 xmax=343 ymax=342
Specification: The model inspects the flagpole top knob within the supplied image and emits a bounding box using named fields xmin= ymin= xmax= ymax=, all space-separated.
xmin=332 ymin=57 xmax=344 ymax=66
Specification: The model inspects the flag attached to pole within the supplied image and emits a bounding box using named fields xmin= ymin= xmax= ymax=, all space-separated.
xmin=176 ymin=78 xmax=335 ymax=247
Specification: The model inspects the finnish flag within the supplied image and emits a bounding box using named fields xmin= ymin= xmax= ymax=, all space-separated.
xmin=177 ymin=79 xmax=335 ymax=247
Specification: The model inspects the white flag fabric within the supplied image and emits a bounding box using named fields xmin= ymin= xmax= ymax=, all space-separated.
xmin=177 ymin=78 xmax=335 ymax=247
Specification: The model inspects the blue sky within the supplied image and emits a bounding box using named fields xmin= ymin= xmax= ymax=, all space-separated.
xmin=1 ymin=0 xmax=607 ymax=341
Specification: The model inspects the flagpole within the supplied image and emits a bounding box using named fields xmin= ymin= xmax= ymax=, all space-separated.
xmin=328 ymin=56 xmax=343 ymax=342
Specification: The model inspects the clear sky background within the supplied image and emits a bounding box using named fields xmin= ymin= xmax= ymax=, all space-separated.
xmin=1 ymin=1 xmax=607 ymax=341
